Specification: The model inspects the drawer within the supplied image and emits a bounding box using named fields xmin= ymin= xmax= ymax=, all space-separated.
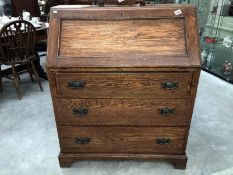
xmin=59 ymin=126 xmax=187 ymax=154
xmin=54 ymin=98 xmax=192 ymax=126
xmin=55 ymin=73 xmax=193 ymax=98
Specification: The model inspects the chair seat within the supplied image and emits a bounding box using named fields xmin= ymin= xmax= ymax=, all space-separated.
xmin=3 ymin=55 xmax=37 ymax=65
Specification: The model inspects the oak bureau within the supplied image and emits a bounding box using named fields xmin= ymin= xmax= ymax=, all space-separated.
xmin=46 ymin=4 xmax=201 ymax=169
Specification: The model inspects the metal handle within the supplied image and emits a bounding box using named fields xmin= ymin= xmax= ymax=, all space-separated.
xmin=161 ymin=81 xmax=178 ymax=90
xmin=72 ymin=107 xmax=88 ymax=117
xmin=76 ymin=137 xmax=90 ymax=144
xmin=156 ymin=138 xmax=171 ymax=145
xmin=159 ymin=108 xmax=174 ymax=115
xmin=68 ymin=80 xmax=86 ymax=89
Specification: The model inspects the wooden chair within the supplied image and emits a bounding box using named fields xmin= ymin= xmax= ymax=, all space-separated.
xmin=0 ymin=20 xmax=43 ymax=100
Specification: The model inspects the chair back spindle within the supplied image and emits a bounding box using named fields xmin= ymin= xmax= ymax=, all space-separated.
xmin=0 ymin=20 xmax=36 ymax=64
xmin=0 ymin=20 xmax=43 ymax=99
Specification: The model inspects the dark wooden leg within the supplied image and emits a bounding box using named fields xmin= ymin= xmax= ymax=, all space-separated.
xmin=34 ymin=53 xmax=41 ymax=73
xmin=0 ymin=65 xmax=2 ymax=93
xmin=59 ymin=153 xmax=76 ymax=168
xmin=31 ymin=61 xmax=43 ymax=91
xmin=29 ymin=71 xmax=34 ymax=82
xmin=12 ymin=64 xmax=21 ymax=100
xmin=170 ymin=157 xmax=187 ymax=170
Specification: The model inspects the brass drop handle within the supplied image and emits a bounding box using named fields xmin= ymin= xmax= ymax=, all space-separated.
xmin=68 ymin=80 xmax=86 ymax=89
xmin=72 ymin=107 xmax=88 ymax=117
xmin=156 ymin=138 xmax=171 ymax=145
xmin=159 ymin=108 xmax=174 ymax=115
xmin=76 ymin=137 xmax=90 ymax=145
xmin=161 ymin=81 xmax=178 ymax=90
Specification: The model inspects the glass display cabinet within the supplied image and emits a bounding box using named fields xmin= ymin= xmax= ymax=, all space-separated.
xmin=146 ymin=0 xmax=233 ymax=83
xmin=193 ymin=0 xmax=233 ymax=83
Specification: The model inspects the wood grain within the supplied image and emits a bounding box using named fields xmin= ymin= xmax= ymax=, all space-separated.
xmin=55 ymin=72 xmax=192 ymax=98
xmin=46 ymin=5 xmax=201 ymax=68
xmin=46 ymin=5 xmax=201 ymax=169
xmin=59 ymin=152 xmax=187 ymax=169
xmin=59 ymin=126 xmax=187 ymax=154
xmin=60 ymin=19 xmax=186 ymax=58
xmin=54 ymin=98 xmax=192 ymax=126
xmin=56 ymin=0 xmax=145 ymax=5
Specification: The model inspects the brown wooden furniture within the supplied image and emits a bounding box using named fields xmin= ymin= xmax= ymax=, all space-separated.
xmin=51 ymin=0 xmax=145 ymax=5
xmin=11 ymin=0 xmax=41 ymax=17
xmin=11 ymin=0 xmax=48 ymax=54
xmin=46 ymin=5 xmax=201 ymax=169
xmin=50 ymin=0 xmax=175 ymax=5
xmin=11 ymin=0 xmax=48 ymax=21
xmin=0 ymin=20 xmax=43 ymax=99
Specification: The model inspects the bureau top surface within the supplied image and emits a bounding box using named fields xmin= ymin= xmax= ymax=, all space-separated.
xmin=46 ymin=5 xmax=201 ymax=69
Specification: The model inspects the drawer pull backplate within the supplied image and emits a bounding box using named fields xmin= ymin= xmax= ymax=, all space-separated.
xmin=68 ymin=80 xmax=86 ymax=89
xmin=161 ymin=81 xmax=178 ymax=90
xmin=76 ymin=137 xmax=90 ymax=144
xmin=156 ymin=138 xmax=171 ymax=145
xmin=159 ymin=108 xmax=174 ymax=115
xmin=72 ymin=107 xmax=88 ymax=116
